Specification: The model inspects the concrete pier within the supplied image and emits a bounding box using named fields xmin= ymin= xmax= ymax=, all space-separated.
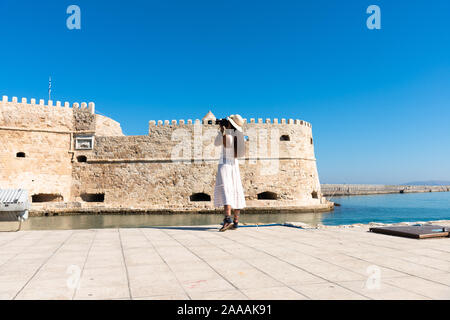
xmin=0 ymin=222 xmax=449 ymax=300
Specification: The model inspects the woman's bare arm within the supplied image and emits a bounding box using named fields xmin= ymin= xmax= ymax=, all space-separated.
xmin=224 ymin=133 xmax=233 ymax=148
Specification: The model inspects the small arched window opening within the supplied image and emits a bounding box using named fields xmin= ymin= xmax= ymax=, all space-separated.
xmin=207 ymin=120 xmax=213 ymax=125
xmin=190 ymin=193 xmax=211 ymax=202
xmin=310 ymin=137 xmax=313 ymax=145
xmin=81 ymin=193 xmax=105 ymax=202
xmin=77 ymin=155 xmax=87 ymax=163
xmin=32 ymin=194 xmax=63 ymax=203
xmin=311 ymin=191 xmax=319 ymax=199
xmin=280 ymin=135 xmax=290 ymax=141
xmin=16 ymin=152 xmax=26 ymax=158
xmin=257 ymin=191 xmax=278 ymax=200
xmin=244 ymin=136 xmax=249 ymax=141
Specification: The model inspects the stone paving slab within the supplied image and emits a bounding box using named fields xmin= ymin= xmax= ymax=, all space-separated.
xmin=0 ymin=223 xmax=449 ymax=300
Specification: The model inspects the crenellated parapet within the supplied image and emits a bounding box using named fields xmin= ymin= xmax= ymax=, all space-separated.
xmin=149 ymin=117 xmax=312 ymax=130
xmin=1 ymin=95 xmax=95 ymax=114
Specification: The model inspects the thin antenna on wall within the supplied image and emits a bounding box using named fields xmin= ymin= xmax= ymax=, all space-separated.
xmin=48 ymin=76 xmax=52 ymax=101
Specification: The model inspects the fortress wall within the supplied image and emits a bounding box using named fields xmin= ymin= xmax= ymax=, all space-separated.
xmin=71 ymin=120 xmax=323 ymax=209
xmin=1 ymin=95 xmax=328 ymax=212
xmin=242 ymin=158 xmax=322 ymax=206
xmin=0 ymin=97 xmax=74 ymax=131
xmin=95 ymin=114 xmax=124 ymax=136
xmin=0 ymin=96 xmax=103 ymax=203
xmin=73 ymin=108 xmax=96 ymax=132
xmin=88 ymin=122 xmax=315 ymax=161
xmin=71 ymin=158 xmax=322 ymax=209
xmin=0 ymin=96 xmax=100 ymax=132
xmin=0 ymin=97 xmax=75 ymax=201
xmin=0 ymin=130 xmax=73 ymax=201
xmin=72 ymin=161 xmax=217 ymax=208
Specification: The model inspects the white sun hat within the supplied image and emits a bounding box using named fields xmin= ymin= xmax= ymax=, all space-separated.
xmin=227 ymin=114 xmax=244 ymax=132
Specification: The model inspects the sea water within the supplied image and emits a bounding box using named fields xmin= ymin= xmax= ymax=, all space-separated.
xmin=2 ymin=191 xmax=449 ymax=230
xmin=324 ymin=191 xmax=450 ymax=225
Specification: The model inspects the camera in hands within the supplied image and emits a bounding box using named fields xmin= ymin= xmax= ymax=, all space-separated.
xmin=215 ymin=118 xmax=229 ymax=127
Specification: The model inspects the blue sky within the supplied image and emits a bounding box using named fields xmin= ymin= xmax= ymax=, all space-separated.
xmin=1 ymin=0 xmax=449 ymax=184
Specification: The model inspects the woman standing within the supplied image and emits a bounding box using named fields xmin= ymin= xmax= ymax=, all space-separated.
xmin=214 ymin=114 xmax=246 ymax=231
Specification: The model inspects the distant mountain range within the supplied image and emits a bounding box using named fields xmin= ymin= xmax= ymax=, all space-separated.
xmin=401 ymin=180 xmax=450 ymax=186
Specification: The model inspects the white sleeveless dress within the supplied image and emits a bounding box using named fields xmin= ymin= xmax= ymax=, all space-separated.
xmin=213 ymin=130 xmax=246 ymax=209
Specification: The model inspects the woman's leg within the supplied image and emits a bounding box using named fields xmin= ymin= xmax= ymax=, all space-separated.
xmin=220 ymin=205 xmax=233 ymax=231
xmin=233 ymin=209 xmax=240 ymax=224
xmin=231 ymin=209 xmax=240 ymax=229
xmin=224 ymin=205 xmax=232 ymax=218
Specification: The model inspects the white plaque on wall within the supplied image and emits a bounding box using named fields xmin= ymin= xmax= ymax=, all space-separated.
xmin=75 ymin=136 xmax=94 ymax=150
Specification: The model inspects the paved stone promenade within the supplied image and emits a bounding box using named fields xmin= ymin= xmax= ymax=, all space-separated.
xmin=0 ymin=223 xmax=449 ymax=300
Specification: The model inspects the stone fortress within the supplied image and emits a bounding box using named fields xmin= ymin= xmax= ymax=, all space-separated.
xmin=0 ymin=95 xmax=333 ymax=215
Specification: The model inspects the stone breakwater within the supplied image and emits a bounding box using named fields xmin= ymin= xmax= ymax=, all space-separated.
xmin=321 ymin=184 xmax=450 ymax=197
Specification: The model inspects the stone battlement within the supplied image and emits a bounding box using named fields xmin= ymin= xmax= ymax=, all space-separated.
xmin=149 ymin=118 xmax=312 ymax=128
xmin=1 ymin=95 xmax=95 ymax=114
